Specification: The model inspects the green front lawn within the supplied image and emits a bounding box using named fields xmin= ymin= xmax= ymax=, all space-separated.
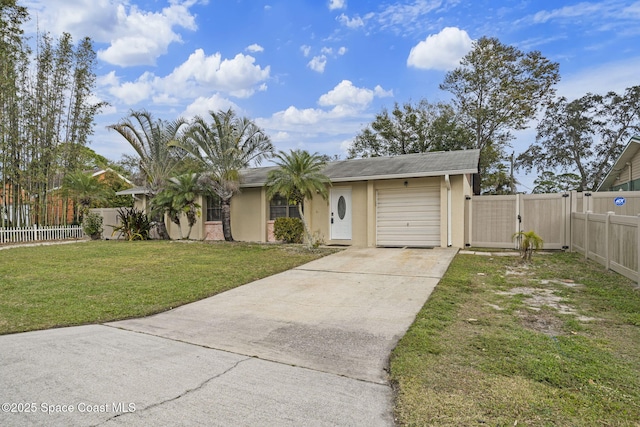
xmin=0 ymin=241 xmax=336 ymax=335
xmin=390 ymin=252 xmax=640 ymax=426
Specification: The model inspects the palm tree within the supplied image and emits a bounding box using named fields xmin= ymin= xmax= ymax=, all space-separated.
xmin=108 ymin=110 xmax=187 ymax=239
xmin=512 ymin=230 xmax=544 ymax=261
xmin=152 ymin=173 xmax=202 ymax=239
xmin=175 ymin=108 xmax=273 ymax=241
xmin=265 ymin=149 xmax=331 ymax=248
xmin=150 ymin=187 xmax=182 ymax=239
xmin=62 ymin=171 xmax=110 ymax=222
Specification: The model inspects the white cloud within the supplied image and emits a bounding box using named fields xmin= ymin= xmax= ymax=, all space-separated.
xmin=308 ymin=55 xmax=328 ymax=73
xmin=522 ymin=1 xmax=640 ymax=27
xmin=334 ymin=0 xmax=452 ymax=35
xmin=532 ymin=2 xmax=608 ymax=23
xmin=321 ymin=47 xmax=334 ymax=55
xmin=98 ymin=2 xmax=197 ymax=66
xmin=337 ymin=13 xmax=365 ymax=29
xmin=108 ymin=72 xmax=155 ymax=105
xmin=271 ymin=131 xmax=291 ymax=142
xmin=98 ymin=70 xmax=120 ymax=88
xmin=318 ymin=80 xmax=392 ymax=109
xmin=374 ymin=85 xmax=394 ymax=98
xmin=163 ymin=49 xmax=270 ymax=98
xmin=102 ymin=49 xmax=270 ymax=106
xmin=338 ymin=46 xmax=348 ymax=55
xmin=260 ymin=81 xmax=391 ymax=137
xmin=273 ymin=106 xmax=325 ymax=126
xmin=300 ymin=45 xmax=312 ymax=57
xmin=557 ymin=57 xmax=640 ymax=100
xmin=407 ymin=27 xmax=473 ymax=71
xmin=182 ymin=95 xmax=240 ymax=120
xmin=328 ymin=0 xmax=346 ymax=11
xmin=25 ymin=0 xmax=200 ymax=67
xmin=246 ymin=44 xmax=265 ymax=53
xmin=377 ymin=0 xmax=441 ymax=32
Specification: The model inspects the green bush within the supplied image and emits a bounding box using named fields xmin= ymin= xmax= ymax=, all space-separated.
xmin=273 ymin=217 xmax=304 ymax=244
xmin=112 ymin=207 xmax=151 ymax=241
xmin=82 ymin=212 xmax=103 ymax=240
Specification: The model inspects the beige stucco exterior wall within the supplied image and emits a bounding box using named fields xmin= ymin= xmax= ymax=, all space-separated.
xmin=230 ymin=187 xmax=266 ymax=242
xmin=304 ymin=176 xmax=469 ymax=248
xmin=316 ymin=182 xmax=369 ymax=246
xmin=166 ymin=195 xmax=206 ymax=240
xmin=133 ymin=173 xmax=471 ymax=247
xmin=306 ymin=188 xmax=330 ymax=245
xmin=133 ymin=195 xmax=147 ymax=212
xmin=440 ymin=175 xmax=472 ymax=248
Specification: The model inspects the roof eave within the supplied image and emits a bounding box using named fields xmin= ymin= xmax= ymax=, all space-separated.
xmin=240 ymin=168 xmax=477 ymax=188
xmin=328 ymin=168 xmax=477 ymax=183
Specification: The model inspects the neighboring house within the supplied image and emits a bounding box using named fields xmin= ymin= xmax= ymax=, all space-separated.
xmin=90 ymin=167 xmax=134 ymax=186
xmin=1 ymin=168 xmax=135 ymax=226
xmin=120 ymin=149 xmax=480 ymax=248
xmin=598 ymin=136 xmax=640 ymax=191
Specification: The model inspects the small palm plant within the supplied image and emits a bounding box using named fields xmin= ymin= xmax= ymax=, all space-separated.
xmin=265 ymin=149 xmax=331 ymax=249
xmin=512 ymin=230 xmax=544 ymax=261
xmin=152 ymin=173 xmax=202 ymax=240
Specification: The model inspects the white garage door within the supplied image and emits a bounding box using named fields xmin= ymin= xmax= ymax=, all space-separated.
xmin=376 ymin=185 xmax=440 ymax=247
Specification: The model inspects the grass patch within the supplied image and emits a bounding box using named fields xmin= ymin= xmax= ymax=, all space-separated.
xmin=390 ymin=252 xmax=640 ymax=426
xmin=0 ymin=240 xmax=337 ymax=335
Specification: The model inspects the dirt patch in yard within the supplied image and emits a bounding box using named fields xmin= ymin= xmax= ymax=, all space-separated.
xmin=497 ymin=264 xmax=598 ymax=335
xmin=517 ymin=309 xmax=565 ymax=336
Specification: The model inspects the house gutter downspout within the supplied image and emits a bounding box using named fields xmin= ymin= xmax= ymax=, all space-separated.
xmin=445 ymin=174 xmax=452 ymax=247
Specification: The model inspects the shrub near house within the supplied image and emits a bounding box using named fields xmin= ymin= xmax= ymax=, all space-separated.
xmin=273 ymin=217 xmax=304 ymax=244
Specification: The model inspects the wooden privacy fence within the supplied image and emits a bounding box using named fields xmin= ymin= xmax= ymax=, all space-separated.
xmin=0 ymin=225 xmax=84 ymax=244
xmin=466 ymin=191 xmax=640 ymax=284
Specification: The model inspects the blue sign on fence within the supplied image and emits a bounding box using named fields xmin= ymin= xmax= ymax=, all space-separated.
xmin=614 ymin=197 xmax=626 ymax=206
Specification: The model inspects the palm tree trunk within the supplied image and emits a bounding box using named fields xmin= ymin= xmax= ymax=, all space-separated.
xmin=298 ymin=203 xmax=313 ymax=249
xmin=155 ymin=220 xmax=170 ymax=240
xmin=222 ymin=198 xmax=233 ymax=241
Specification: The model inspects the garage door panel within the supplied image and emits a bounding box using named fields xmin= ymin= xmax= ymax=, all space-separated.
xmin=376 ymin=186 xmax=440 ymax=247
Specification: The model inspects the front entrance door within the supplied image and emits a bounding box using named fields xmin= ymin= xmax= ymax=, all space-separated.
xmin=330 ymin=188 xmax=352 ymax=240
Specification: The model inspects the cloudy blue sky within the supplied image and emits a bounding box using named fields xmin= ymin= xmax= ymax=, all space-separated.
xmin=21 ymin=0 xmax=640 ymax=191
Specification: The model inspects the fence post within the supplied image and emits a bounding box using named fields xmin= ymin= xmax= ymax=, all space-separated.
xmin=606 ymin=212 xmax=614 ymax=271
xmin=637 ymin=214 xmax=640 ymax=286
xmin=584 ymin=211 xmax=591 ymax=261
xmin=465 ymin=196 xmax=472 ymax=248
xmin=515 ymin=193 xmax=521 ymax=250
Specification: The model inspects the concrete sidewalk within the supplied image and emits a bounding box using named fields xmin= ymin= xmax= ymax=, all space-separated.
xmin=0 ymin=247 xmax=457 ymax=426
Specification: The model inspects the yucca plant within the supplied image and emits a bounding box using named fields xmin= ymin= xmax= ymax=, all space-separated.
xmin=112 ymin=207 xmax=151 ymax=241
xmin=512 ymin=230 xmax=544 ymax=261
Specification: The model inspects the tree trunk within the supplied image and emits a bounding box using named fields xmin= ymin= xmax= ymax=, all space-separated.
xmin=298 ymin=203 xmax=314 ymax=249
xmin=222 ymin=198 xmax=233 ymax=241
xmin=155 ymin=220 xmax=170 ymax=240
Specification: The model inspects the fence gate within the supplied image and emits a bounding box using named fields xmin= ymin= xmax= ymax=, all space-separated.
xmin=466 ymin=193 xmax=571 ymax=250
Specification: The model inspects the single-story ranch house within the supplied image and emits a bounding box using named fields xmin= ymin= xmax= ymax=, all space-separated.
xmin=118 ymin=149 xmax=480 ymax=248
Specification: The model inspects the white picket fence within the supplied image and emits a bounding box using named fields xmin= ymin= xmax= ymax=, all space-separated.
xmin=0 ymin=225 xmax=85 ymax=244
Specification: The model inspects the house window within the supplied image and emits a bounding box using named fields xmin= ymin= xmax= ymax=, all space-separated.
xmin=270 ymin=194 xmax=301 ymax=220
xmin=206 ymin=195 xmax=222 ymax=221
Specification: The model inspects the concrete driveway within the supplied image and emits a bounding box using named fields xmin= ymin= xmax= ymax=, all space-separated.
xmin=0 ymin=247 xmax=456 ymax=426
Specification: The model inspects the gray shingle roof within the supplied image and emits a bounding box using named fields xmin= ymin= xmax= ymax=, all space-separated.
xmin=116 ymin=150 xmax=480 ymax=194
xmin=240 ymin=149 xmax=480 ymax=187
